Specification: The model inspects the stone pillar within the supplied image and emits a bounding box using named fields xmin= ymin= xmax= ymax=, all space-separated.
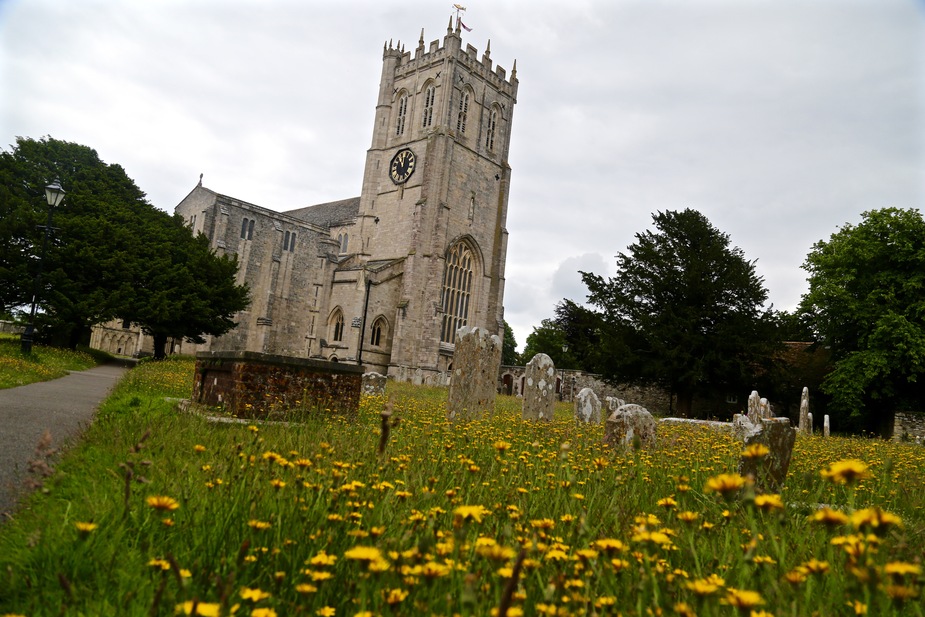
xmin=807 ymin=412 xmax=813 ymax=435
xmin=799 ymin=387 xmax=810 ymax=434
xmin=521 ymin=353 xmax=556 ymax=421
xmin=823 ymin=414 xmax=830 ymax=437
xmin=574 ymin=387 xmax=601 ymax=424
xmin=446 ymin=327 xmax=502 ymax=422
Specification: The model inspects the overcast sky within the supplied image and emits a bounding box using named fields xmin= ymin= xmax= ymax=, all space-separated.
xmin=2 ymin=0 xmax=923 ymax=351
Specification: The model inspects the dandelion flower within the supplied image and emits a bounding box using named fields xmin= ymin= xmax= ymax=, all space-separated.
xmin=741 ymin=443 xmax=770 ymax=459
xmin=239 ymin=587 xmax=272 ymax=602
xmin=657 ymin=496 xmax=678 ymax=509
xmin=175 ymin=601 xmax=221 ymax=616
xmin=720 ymin=588 xmax=764 ymax=609
xmin=705 ymin=473 xmax=746 ymax=497
xmin=295 ymin=583 xmax=318 ymax=594
xmin=808 ymin=507 xmax=848 ymax=527
xmin=850 ymin=507 xmax=902 ymax=532
xmin=753 ymin=494 xmax=784 ymax=512
xmin=453 ymin=505 xmax=489 ymax=524
xmin=74 ymin=521 xmax=97 ymax=534
xmin=251 ymin=610 xmax=277 ymax=617
xmin=248 ymin=520 xmax=272 ymax=530
xmin=820 ymin=459 xmax=871 ymax=485
xmin=384 ymin=587 xmax=409 ymax=604
xmin=884 ymin=561 xmax=921 ymax=577
xmin=146 ymin=495 xmax=180 ymax=511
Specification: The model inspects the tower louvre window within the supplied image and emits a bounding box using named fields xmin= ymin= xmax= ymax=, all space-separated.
xmin=440 ymin=242 xmax=475 ymax=344
xmin=456 ymin=90 xmax=470 ymax=134
xmin=396 ymin=93 xmax=408 ymax=136
xmin=422 ymin=84 xmax=435 ymax=128
xmin=241 ymin=218 xmax=254 ymax=240
xmin=486 ymin=108 xmax=498 ymax=151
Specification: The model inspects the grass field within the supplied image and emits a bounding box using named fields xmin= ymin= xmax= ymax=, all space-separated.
xmin=0 ymin=357 xmax=922 ymax=616
xmin=0 ymin=333 xmax=105 ymax=389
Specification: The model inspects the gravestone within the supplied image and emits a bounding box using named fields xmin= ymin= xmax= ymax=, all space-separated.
xmin=736 ymin=416 xmax=797 ymax=493
xmin=362 ymin=372 xmax=387 ymax=396
xmin=574 ymin=387 xmax=601 ymax=424
xmin=605 ymin=396 xmax=626 ymax=412
xmin=747 ymin=391 xmax=760 ymax=423
xmin=604 ymin=404 xmax=657 ymax=449
xmin=799 ymin=387 xmax=810 ymax=434
xmin=521 ymin=353 xmax=556 ymax=422
xmin=807 ymin=412 xmax=814 ymax=435
xmin=446 ymin=327 xmax=502 ymax=422
xmin=759 ymin=397 xmax=771 ymax=419
xmin=823 ymin=414 xmax=830 ymax=437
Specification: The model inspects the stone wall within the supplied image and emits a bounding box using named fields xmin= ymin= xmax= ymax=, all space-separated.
xmin=894 ymin=411 xmax=925 ymax=443
xmin=193 ymin=351 xmax=363 ymax=420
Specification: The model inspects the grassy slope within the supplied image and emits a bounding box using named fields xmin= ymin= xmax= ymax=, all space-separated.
xmin=0 ymin=334 xmax=108 ymax=389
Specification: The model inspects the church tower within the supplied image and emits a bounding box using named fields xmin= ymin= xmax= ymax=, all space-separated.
xmin=335 ymin=20 xmax=518 ymax=378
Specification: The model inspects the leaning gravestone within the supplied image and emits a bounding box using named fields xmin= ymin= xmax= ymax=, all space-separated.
xmin=362 ymin=372 xmax=387 ymax=396
xmin=446 ymin=327 xmax=502 ymax=422
xmin=605 ymin=396 xmax=626 ymax=412
xmin=574 ymin=387 xmax=601 ymax=424
xmin=604 ymin=404 xmax=657 ymax=449
xmin=522 ymin=353 xmax=556 ymax=422
xmin=735 ymin=415 xmax=797 ymax=493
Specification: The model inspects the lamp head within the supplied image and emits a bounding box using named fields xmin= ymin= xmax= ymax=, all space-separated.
xmin=45 ymin=180 xmax=65 ymax=207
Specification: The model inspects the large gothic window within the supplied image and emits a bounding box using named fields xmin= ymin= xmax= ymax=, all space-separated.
xmin=456 ymin=89 xmax=470 ymax=134
xmin=395 ymin=93 xmax=408 ymax=136
xmin=440 ymin=242 xmax=475 ymax=344
xmin=422 ymin=84 xmax=435 ymax=129
xmin=369 ymin=317 xmax=387 ymax=347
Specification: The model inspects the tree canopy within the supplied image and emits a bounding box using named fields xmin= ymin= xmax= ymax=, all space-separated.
xmin=0 ymin=136 xmax=249 ymax=356
xmin=800 ymin=207 xmax=925 ymax=435
xmin=501 ymin=319 xmax=519 ymax=366
xmin=582 ymin=209 xmax=776 ymax=416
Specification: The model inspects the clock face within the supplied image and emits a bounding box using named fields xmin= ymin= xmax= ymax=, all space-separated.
xmin=389 ymin=148 xmax=416 ymax=184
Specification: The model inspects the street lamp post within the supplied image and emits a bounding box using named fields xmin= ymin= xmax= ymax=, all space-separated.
xmin=21 ymin=180 xmax=65 ymax=354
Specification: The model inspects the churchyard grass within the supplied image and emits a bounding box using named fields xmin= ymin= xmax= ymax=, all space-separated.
xmin=0 ymin=358 xmax=923 ymax=616
xmin=0 ymin=334 xmax=104 ymax=389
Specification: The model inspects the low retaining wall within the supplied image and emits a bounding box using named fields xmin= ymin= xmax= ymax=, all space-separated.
xmin=193 ymin=351 xmax=363 ymax=420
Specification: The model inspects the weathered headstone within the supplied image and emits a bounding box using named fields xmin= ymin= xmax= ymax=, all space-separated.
xmin=521 ymin=353 xmax=556 ymax=422
xmin=362 ymin=372 xmax=387 ymax=396
xmin=736 ymin=416 xmax=797 ymax=493
xmin=604 ymin=404 xmax=657 ymax=449
xmin=799 ymin=387 xmax=810 ymax=434
xmin=446 ymin=327 xmax=502 ymax=422
xmin=823 ymin=414 xmax=830 ymax=438
xmin=574 ymin=387 xmax=601 ymax=424
xmin=605 ymin=396 xmax=626 ymax=412
xmin=759 ymin=397 xmax=771 ymax=419
xmin=807 ymin=412 xmax=814 ymax=435
xmin=747 ymin=391 xmax=760 ymax=423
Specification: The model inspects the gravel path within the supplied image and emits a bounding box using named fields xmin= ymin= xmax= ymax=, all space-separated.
xmin=0 ymin=363 xmax=129 ymax=520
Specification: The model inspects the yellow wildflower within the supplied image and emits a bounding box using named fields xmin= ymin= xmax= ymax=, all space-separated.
xmin=820 ymin=459 xmax=871 ymax=484
xmin=705 ymin=473 xmax=746 ymax=497
xmin=239 ymin=587 xmax=271 ymax=602
xmin=146 ymin=495 xmax=180 ymax=511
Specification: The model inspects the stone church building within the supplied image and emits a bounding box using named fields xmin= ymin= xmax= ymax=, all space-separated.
xmin=92 ymin=21 xmax=518 ymax=383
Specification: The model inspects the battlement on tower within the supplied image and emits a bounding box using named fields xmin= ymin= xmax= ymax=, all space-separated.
xmin=383 ymin=21 xmax=518 ymax=98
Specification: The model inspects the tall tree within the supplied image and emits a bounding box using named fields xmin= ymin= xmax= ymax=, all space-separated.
xmin=128 ymin=210 xmax=249 ymax=359
xmin=800 ymin=207 xmax=925 ymax=435
xmin=0 ymin=136 xmax=249 ymax=353
xmin=501 ymin=319 xmax=519 ymax=365
xmin=582 ymin=209 xmax=775 ymax=416
xmin=521 ymin=319 xmax=574 ymax=368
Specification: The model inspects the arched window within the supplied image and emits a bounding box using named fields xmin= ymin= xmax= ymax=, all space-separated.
xmin=422 ymin=84 xmax=436 ymax=129
xmin=440 ymin=242 xmax=476 ymax=343
xmin=341 ymin=233 xmax=349 ymax=253
xmin=456 ymin=89 xmax=470 ymax=134
xmin=331 ymin=310 xmax=345 ymax=342
xmin=485 ymin=107 xmax=498 ymax=151
xmin=395 ymin=92 xmax=408 ymax=136
xmin=370 ymin=317 xmax=387 ymax=347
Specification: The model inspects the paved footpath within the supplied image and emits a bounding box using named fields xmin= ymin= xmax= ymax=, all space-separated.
xmin=0 ymin=363 xmax=129 ymax=520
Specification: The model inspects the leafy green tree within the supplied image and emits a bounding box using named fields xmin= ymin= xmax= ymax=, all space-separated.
xmin=522 ymin=319 xmax=576 ymax=369
xmin=800 ymin=208 xmax=925 ymax=435
xmin=1 ymin=137 xmax=151 ymax=346
xmin=501 ymin=319 xmax=519 ymax=365
xmin=0 ymin=136 xmax=249 ymax=355
xmin=553 ymin=299 xmax=607 ymax=373
xmin=582 ymin=209 xmax=776 ymax=417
